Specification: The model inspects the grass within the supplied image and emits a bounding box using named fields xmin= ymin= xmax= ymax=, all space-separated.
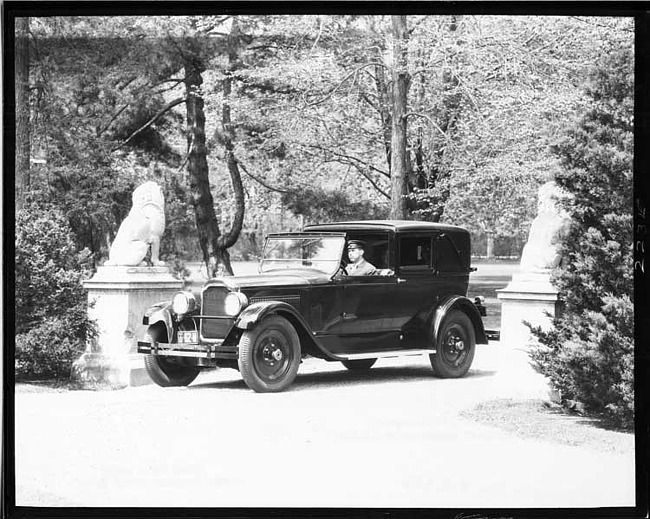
xmin=15 ymin=378 xmax=126 ymax=393
xmin=460 ymin=398 xmax=634 ymax=454
xmin=15 ymin=379 xmax=83 ymax=393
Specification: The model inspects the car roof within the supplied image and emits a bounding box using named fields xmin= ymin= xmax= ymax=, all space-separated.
xmin=304 ymin=220 xmax=467 ymax=234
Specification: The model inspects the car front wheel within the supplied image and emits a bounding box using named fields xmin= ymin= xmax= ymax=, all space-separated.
xmin=238 ymin=315 xmax=301 ymax=392
xmin=144 ymin=355 xmax=201 ymax=387
xmin=430 ymin=310 xmax=475 ymax=378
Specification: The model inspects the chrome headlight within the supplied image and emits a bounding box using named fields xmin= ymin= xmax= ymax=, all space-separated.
xmin=171 ymin=291 xmax=197 ymax=315
xmin=224 ymin=292 xmax=248 ymax=317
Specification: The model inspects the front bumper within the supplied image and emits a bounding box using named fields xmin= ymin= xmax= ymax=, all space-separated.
xmin=137 ymin=341 xmax=238 ymax=360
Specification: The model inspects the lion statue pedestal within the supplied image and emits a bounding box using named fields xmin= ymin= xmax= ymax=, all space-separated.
xmin=497 ymin=181 xmax=570 ymax=349
xmin=72 ymin=182 xmax=182 ymax=387
xmin=71 ymin=266 xmax=183 ymax=387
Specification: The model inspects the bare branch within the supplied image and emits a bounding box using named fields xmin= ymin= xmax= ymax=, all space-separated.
xmin=236 ymin=159 xmax=292 ymax=194
xmin=352 ymin=166 xmax=390 ymax=199
xmin=112 ymin=97 xmax=185 ymax=152
xmin=96 ymin=103 xmax=129 ymax=137
xmin=150 ymin=78 xmax=185 ymax=94
xmin=305 ymin=62 xmax=387 ymax=107
xmin=299 ymin=142 xmax=390 ymax=198
xmin=301 ymin=142 xmax=390 ymax=179
xmin=236 ymin=74 xmax=298 ymax=95
xmin=311 ymin=17 xmax=324 ymax=52
xmin=569 ymin=16 xmax=634 ymax=33
xmin=404 ymin=112 xmax=449 ymax=139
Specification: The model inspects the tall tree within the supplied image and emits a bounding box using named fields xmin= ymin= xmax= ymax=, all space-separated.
xmin=389 ymin=15 xmax=410 ymax=219
xmin=15 ymin=17 xmax=30 ymax=211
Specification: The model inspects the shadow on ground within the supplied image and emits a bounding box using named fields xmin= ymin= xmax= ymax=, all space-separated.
xmin=189 ymin=365 xmax=498 ymax=392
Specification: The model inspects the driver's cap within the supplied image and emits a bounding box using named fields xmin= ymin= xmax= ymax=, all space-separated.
xmin=347 ymin=240 xmax=366 ymax=250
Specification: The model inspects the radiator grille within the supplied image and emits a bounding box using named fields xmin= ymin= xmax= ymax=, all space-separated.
xmin=202 ymin=317 xmax=234 ymax=339
xmin=201 ymin=286 xmax=231 ymax=339
xmin=202 ymin=286 xmax=228 ymax=316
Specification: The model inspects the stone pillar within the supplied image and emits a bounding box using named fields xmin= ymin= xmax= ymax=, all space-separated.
xmin=486 ymin=231 xmax=495 ymax=259
xmin=71 ymin=266 xmax=182 ymax=387
xmin=496 ymin=271 xmax=560 ymax=348
xmin=497 ymin=179 xmax=570 ymax=348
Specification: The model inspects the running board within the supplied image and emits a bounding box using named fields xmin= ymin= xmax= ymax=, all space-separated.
xmin=338 ymin=349 xmax=435 ymax=361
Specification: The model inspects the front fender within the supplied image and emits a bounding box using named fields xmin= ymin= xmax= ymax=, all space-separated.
xmin=143 ymin=302 xmax=174 ymax=343
xmin=235 ymin=301 xmax=308 ymax=331
xmin=433 ymin=295 xmax=488 ymax=345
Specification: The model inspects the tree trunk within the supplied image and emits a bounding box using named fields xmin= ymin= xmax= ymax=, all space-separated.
xmin=374 ymin=61 xmax=392 ymax=171
xmin=184 ymin=60 xmax=232 ymax=277
xmin=389 ymin=15 xmax=410 ymax=220
xmin=15 ymin=17 xmax=30 ymax=211
xmin=184 ymin=19 xmax=247 ymax=278
xmin=216 ymin=18 xmax=245 ymax=256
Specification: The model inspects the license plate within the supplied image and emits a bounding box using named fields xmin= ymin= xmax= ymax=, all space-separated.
xmin=178 ymin=331 xmax=198 ymax=343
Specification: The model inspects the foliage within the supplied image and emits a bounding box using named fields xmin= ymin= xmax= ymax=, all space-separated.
xmin=281 ymin=186 xmax=389 ymax=225
xmin=529 ymin=42 xmax=634 ymax=428
xmin=21 ymin=15 xmax=634 ymax=266
xmin=26 ymin=22 xmax=181 ymax=262
xmin=15 ymin=204 xmax=96 ymax=379
xmin=530 ymin=296 xmax=634 ymax=428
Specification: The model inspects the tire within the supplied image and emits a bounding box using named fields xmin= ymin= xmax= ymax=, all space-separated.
xmin=430 ymin=310 xmax=476 ymax=378
xmin=341 ymin=358 xmax=377 ymax=370
xmin=144 ymin=355 xmax=201 ymax=387
xmin=238 ymin=315 xmax=301 ymax=393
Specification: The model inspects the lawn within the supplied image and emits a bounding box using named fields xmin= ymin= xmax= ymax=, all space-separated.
xmin=461 ymin=398 xmax=634 ymax=452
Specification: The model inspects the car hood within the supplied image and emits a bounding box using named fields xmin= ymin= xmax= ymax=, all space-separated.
xmin=207 ymin=269 xmax=331 ymax=290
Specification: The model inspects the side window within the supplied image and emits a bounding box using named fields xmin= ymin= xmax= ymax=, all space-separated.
xmin=434 ymin=233 xmax=467 ymax=273
xmin=398 ymin=236 xmax=432 ymax=270
xmin=346 ymin=233 xmax=392 ymax=270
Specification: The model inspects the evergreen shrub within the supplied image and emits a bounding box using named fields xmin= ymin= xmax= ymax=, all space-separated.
xmin=15 ymin=204 xmax=95 ymax=380
xmin=529 ymin=44 xmax=634 ymax=429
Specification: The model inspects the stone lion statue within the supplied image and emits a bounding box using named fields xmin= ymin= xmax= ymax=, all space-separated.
xmin=519 ymin=181 xmax=571 ymax=273
xmin=105 ymin=181 xmax=166 ymax=266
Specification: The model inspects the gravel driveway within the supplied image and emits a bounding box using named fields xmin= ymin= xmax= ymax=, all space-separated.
xmin=14 ymin=343 xmax=635 ymax=509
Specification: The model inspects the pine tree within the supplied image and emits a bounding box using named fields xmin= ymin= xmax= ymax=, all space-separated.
xmin=529 ymin=42 xmax=634 ymax=428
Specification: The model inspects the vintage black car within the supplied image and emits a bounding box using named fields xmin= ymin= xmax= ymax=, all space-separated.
xmin=138 ymin=220 xmax=488 ymax=392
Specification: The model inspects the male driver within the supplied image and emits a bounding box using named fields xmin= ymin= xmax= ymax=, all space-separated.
xmin=345 ymin=240 xmax=376 ymax=276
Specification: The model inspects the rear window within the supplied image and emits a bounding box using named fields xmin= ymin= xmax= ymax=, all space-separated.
xmin=434 ymin=233 xmax=470 ymax=273
xmin=398 ymin=236 xmax=432 ymax=270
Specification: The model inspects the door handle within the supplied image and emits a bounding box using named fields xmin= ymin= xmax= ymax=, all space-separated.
xmin=342 ymin=313 xmax=358 ymax=321
xmin=397 ymin=278 xmax=407 ymax=284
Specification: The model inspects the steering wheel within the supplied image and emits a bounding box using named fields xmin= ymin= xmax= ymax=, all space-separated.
xmin=338 ymin=261 xmax=349 ymax=276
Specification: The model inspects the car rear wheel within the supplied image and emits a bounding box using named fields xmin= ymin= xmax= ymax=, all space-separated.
xmin=430 ymin=310 xmax=475 ymax=378
xmin=238 ymin=315 xmax=301 ymax=393
xmin=144 ymin=355 xmax=201 ymax=387
xmin=341 ymin=359 xmax=377 ymax=370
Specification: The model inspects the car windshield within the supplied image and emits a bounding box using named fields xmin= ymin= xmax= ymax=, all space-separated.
xmin=260 ymin=235 xmax=345 ymax=276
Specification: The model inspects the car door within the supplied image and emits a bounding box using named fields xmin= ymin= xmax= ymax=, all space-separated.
xmin=334 ymin=232 xmax=401 ymax=354
xmin=391 ymin=233 xmax=442 ymax=349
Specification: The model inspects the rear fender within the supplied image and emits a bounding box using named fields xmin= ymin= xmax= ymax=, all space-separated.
xmin=236 ymin=301 xmax=333 ymax=359
xmin=433 ymin=296 xmax=488 ymax=345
